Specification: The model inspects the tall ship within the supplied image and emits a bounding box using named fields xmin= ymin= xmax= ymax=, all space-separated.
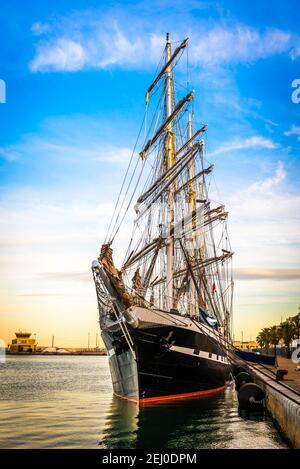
xmin=92 ymin=34 xmax=234 ymax=403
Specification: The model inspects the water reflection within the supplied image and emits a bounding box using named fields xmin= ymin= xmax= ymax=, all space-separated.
xmin=99 ymin=386 xmax=288 ymax=449
xmin=100 ymin=397 xmax=139 ymax=448
xmin=100 ymin=387 xmax=235 ymax=449
xmin=238 ymin=407 xmax=265 ymax=422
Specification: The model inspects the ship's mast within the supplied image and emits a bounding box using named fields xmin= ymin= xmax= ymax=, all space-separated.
xmin=95 ymin=34 xmax=234 ymax=343
xmin=187 ymin=112 xmax=197 ymax=316
xmin=187 ymin=113 xmax=195 ymax=207
xmin=165 ymin=32 xmax=175 ymax=311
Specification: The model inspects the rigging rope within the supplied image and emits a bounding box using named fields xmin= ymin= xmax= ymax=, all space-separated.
xmin=110 ymin=87 xmax=168 ymax=244
xmin=104 ymin=46 xmax=166 ymax=245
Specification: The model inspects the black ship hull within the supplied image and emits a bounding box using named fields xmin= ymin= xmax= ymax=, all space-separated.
xmin=102 ymin=318 xmax=231 ymax=403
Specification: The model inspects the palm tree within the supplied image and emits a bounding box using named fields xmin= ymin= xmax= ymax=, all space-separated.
xmin=256 ymin=327 xmax=271 ymax=352
xmin=291 ymin=312 xmax=300 ymax=340
xmin=256 ymin=331 xmax=264 ymax=348
xmin=278 ymin=320 xmax=296 ymax=358
xmin=269 ymin=325 xmax=280 ymax=357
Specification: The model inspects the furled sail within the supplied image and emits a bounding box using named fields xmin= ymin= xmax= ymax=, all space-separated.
xmin=139 ymin=91 xmax=194 ymax=159
xmin=99 ymin=244 xmax=133 ymax=308
xmin=95 ymin=32 xmax=233 ymax=342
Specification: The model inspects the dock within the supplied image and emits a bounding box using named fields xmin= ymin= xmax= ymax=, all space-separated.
xmin=245 ymin=357 xmax=300 ymax=448
xmin=273 ymin=357 xmax=300 ymax=393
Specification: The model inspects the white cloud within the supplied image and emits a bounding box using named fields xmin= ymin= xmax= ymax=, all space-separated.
xmin=284 ymin=125 xmax=300 ymax=140
xmin=30 ymin=38 xmax=86 ymax=72
xmin=31 ymin=21 xmax=50 ymax=36
xmin=289 ymin=38 xmax=300 ymax=60
xmin=29 ymin=21 xmax=161 ymax=73
xmin=234 ymin=268 xmax=300 ymax=281
xmin=251 ymin=160 xmax=286 ymax=192
xmin=190 ymin=27 xmax=292 ymax=66
xmin=92 ymin=146 xmax=132 ymax=162
xmin=28 ymin=139 xmax=132 ymax=163
xmin=0 ymin=187 xmax=131 ymax=348
xmin=221 ymin=159 xmax=300 ymax=339
xmin=225 ymin=161 xmax=299 ymax=270
xmin=0 ymin=184 xmax=135 ymax=337
xmin=96 ymin=28 xmax=144 ymax=68
xmin=210 ymin=135 xmax=278 ymax=156
xmin=0 ymin=127 xmax=133 ymax=164
xmin=29 ymin=9 xmax=300 ymax=73
xmin=0 ymin=147 xmax=20 ymax=161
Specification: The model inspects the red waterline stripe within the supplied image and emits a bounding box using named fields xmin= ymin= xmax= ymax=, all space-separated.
xmin=113 ymin=392 xmax=139 ymax=403
xmin=114 ymin=385 xmax=226 ymax=405
xmin=140 ymin=385 xmax=227 ymax=404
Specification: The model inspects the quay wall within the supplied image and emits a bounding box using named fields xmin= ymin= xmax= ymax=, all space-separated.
xmin=250 ymin=368 xmax=300 ymax=448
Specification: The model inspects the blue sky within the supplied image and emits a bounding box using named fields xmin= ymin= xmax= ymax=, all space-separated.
xmin=0 ymin=0 xmax=300 ymax=346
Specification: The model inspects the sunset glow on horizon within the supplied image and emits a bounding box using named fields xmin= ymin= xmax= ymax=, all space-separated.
xmin=1 ymin=0 xmax=299 ymax=347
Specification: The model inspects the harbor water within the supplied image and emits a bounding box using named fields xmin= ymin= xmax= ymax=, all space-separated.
xmin=0 ymin=355 xmax=288 ymax=449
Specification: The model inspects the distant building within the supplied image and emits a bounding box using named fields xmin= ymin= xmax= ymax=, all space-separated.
xmin=9 ymin=332 xmax=37 ymax=353
xmin=234 ymin=340 xmax=258 ymax=351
